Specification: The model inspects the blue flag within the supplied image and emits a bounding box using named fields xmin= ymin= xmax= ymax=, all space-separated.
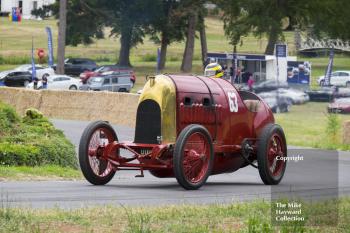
xmin=31 ymin=39 xmax=36 ymax=81
xmin=45 ymin=27 xmax=54 ymax=67
xmin=324 ymin=48 xmax=334 ymax=86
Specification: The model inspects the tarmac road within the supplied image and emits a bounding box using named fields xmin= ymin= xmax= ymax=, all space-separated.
xmin=0 ymin=119 xmax=349 ymax=209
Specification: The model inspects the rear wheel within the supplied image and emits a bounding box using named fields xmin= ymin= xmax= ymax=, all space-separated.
xmin=173 ymin=124 xmax=214 ymax=190
xmin=257 ymin=124 xmax=287 ymax=185
xmin=79 ymin=121 xmax=118 ymax=185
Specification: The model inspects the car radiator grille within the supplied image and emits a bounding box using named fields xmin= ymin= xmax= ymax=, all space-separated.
xmin=134 ymin=99 xmax=161 ymax=144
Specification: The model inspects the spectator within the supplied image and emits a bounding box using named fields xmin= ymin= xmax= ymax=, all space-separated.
xmin=247 ymin=74 xmax=255 ymax=91
xmin=42 ymin=75 xmax=48 ymax=89
xmin=33 ymin=77 xmax=39 ymax=90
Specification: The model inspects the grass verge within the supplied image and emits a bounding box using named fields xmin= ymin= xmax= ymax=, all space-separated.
xmin=275 ymin=102 xmax=350 ymax=150
xmin=0 ymin=165 xmax=81 ymax=181
xmin=0 ymin=198 xmax=349 ymax=233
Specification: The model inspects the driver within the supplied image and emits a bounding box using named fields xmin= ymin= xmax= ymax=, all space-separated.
xmin=204 ymin=63 xmax=224 ymax=78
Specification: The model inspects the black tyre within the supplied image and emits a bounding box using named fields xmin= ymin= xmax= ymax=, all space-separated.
xmin=173 ymin=124 xmax=214 ymax=190
xmin=257 ymin=124 xmax=287 ymax=185
xmin=79 ymin=121 xmax=118 ymax=185
xmin=69 ymin=85 xmax=77 ymax=90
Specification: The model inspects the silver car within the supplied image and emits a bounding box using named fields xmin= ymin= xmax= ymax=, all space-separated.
xmin=80 ymin=74 xmax=132 ymax=92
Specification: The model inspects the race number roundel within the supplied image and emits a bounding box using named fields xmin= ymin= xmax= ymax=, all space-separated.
xmin=227 ymin=91 xmax=238 ymax=112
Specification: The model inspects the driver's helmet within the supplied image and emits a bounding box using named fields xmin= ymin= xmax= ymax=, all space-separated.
xmin=204 ymin=63 xmax=224 ymax=78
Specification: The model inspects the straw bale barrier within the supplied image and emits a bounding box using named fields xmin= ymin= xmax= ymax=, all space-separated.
xmin=0 ymin=87 xmax=139 ymax=127
xmin=343 ymin=121 xmax=350 ymax=145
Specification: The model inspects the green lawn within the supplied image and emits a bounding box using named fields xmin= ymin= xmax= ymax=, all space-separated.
xmin=0 ymin=165 xmax=81 ymax=181
xmin=275 ymin=102 xmax=350 ymax=150
xmin=0 ymin=198 xmax=349 ymax=233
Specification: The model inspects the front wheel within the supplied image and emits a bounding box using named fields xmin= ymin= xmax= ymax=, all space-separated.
xmin=79 ymin=121 xmax=118 ymax=185
xmin=257 ymin=124 xmax=287 ymax=185
xmin=173 ymin=124 xmax=214 ymax=190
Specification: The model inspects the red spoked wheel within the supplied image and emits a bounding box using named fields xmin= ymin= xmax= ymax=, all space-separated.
xmin=257 ymin=124 xmax=287 ymax=185
xmin=79 ymin=121 xmax=118 ymax=185
xmin=173 ymin=124 xmax=214 ymax=190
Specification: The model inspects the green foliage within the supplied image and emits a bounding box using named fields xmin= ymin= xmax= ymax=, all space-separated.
xmin=246 ymin=215 xmax=272 ymax=233
xmin=31 ymin=5 xmax=54 ymax=19
xmin=310 ymin=0 xmax=350 ymax=41
xmin=216 ymin=0 xmax=320 ymax=54
xmin=326 ymin=113 xmax=341 ymax=145
xmin=0 ymin=102 xmax=20 ymax=130
xmin=0 ymin=102 xmax=77 ymax=168
xmin=24 ymin=108 xmax=44 ymax=120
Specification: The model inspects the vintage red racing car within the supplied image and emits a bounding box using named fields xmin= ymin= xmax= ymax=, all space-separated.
xmin=79 ymin=74 xmax=287 ymax=190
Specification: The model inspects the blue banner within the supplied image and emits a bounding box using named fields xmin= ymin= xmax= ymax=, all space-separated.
xmin=324 ymin=48 xmax=334 ymax=86
xmin=31 ymin=40 xmax=36 ymax=81
xmin=45 ymin=27 xmax=54 ymax=67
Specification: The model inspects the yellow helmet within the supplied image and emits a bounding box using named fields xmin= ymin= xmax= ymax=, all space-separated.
xmin=204 ymin=63 xmax=224 ymax=78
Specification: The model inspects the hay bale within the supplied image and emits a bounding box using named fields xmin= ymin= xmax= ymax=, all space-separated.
xmin=0 ymin=88 xmax=139 ymax=127
xmin=343 ymin=121 xmax=350 ymax=145
xmin=0 ymin=87 xmax=41 ymax=115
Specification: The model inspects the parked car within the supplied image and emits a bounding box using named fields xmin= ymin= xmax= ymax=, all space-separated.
xmin=260 ymin=96 xmax=292 ymax=113
xmin=53 ymin=58 xmax=98 ymax=76
xmin=318 ymin=71 xmax=350 ymax=87
xmin=328 ymin=98 xmax=350 ymax=114
xmin=306 ymin=86 xmax=339 ymax=102
xmin=251 ymin=80 xmax=289 ymax=93
xmin=26 ymin=75 xmax=81 ymax=90
xmin=14 ymin=64 xmax=55 ymax=79
xmin=0 ymin=70 xmax=32 ymax=87
xmin=258 ymin=88 xmax=309 ymax=105
xmin=79 ymin=74 xmax=132 ymax=92
xmin=79 ymin=65 xmax=136 ymax=85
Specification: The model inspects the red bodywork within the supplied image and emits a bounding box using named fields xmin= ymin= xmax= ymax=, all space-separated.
xmin=93 ymin=75 xmax=274 ymax=177
xmin=328 ymin=99 xmax=350 ymax=114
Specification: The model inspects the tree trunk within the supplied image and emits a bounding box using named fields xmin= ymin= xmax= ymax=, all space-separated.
xmin=118 ymin=27 xmax=132 ymax=67
xmin=265 ymin=27 xmax=279 ymax=55
xmin=159 ymin=33 xmax=168 ymax=71
xmin=181 ymin=12 xmax=197 ymax=73
xmin=199 ymin=18 xmax=207 ymax=67
xmin=56 ymin=0 xmax=67 ymax=75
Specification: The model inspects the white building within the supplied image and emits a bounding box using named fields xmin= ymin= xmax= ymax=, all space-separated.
xmin=207 ymin=52 xmax=298 ymax=83
xmin=1 ymin=0 xmax=55 ymax=19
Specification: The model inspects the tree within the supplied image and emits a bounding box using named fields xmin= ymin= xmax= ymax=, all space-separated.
xmin=217 ymin=0 xmax=312 ymax=55
xmin=180 ymin=0 xmax=206 ymax=72
xmin=198 ymin=12 xmax=208 ymax=66
xmin=54 ymin=0 xmax=160 ymax=67
xmin=309 ymin=0 xmax=350 ymax=41
xmin=146 ymin=0 xmax=187 ymax=71
xmin=56 ymin=0 xmax=67 ymax=75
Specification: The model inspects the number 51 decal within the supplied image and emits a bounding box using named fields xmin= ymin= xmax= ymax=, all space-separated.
xmin=227 ymin=91 xmax=238 ymax=112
